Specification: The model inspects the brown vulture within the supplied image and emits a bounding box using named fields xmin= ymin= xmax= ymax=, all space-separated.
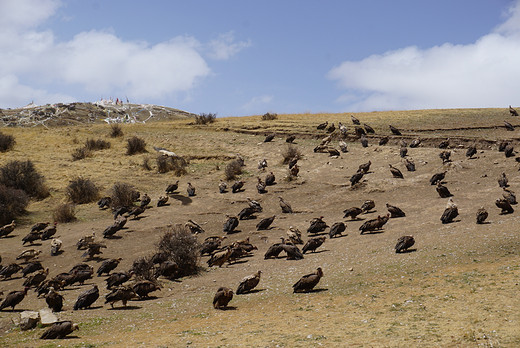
xmin=103 ymin=217 xmax=127 ymax=238
xmin=302 ymin=236 xmax=326 ymax=253
xmin=317 ymin=121 xmax=328 ymax=130
xmin=223 ymin=216 xmax=239 ymax=234
xmin=343 ymin=207 xmax=363 ymax=220
xmin=361 ymin=200 xmax=375 ymax=213
xmin=351 ymin=115 xmax=360 ymax=125
xmin=350 ymin=172 xmax=364 ymax=186
xmin=440 ymin=198 xmax=458 ymax=224
xmin=185 ymin=219 xmax=205 ymax=234
xmin=439 ymin=139 xmax=449 ymax=148
xmin=139 ymin=193 xmax=151 ymax=208
xmin=98 ymin=196 xmax=112 ymax=209
xmin=155 ymin=260 xmax=178 ymax=279
xmin=238 ymin=206 xmax=257 ymax=220
xmin=379 ymin=136 xmax=389 ymax=146
xmin=22 ymin=261 xmax=43 ymax=277
xmin=213 ymin=287 xmax=233 ymax=309
xmin=290 ymin=164 xmax=300 ymax=177
xmin=256 ymin=177 xmax=267 ymax=194
xmin=360 ymin=135 xmax=368 ymax=147
xmin=16 ymin=249 xmax=41 ymax=262
xmin=499 ymin=140 xmax=509 ymax=152
xmin=504 ymin=120 xmax=515 ymax=131
xmin=326 ymin=123 xmax=335 ymax=133
xmin=355 ymin=126 xmax=366 ymax=137
xmin=404 ymin=158 xmax=415 ymax=171
xmin=201 ymin=236 xmax=226 ymax=256
xmin=498 ymin=173 xmax=509 ymax=188
xmin=125 ymin=206 xmax=146 ymax=219
xmin=503 ymin=189 xmax=517 ymax=205
xmin=0 ymin=263 xmax=22 ymax=279
xmin=430 ymin=171 xmax=446 ymax=185
xmin=165 ymin=180 xmax=179 ymax=193
xmin=436 ymin=182 xmax=453 ymax=198
xmin=476 ymin=207 xmax=488 ymax=224
xmin=264 ymin=133 xmax=275 ymax=142
xmin=279 ymin=197 xmax=293 ymax=213
xmin=389 ymin=125 xmax=402 ymax=135
xmin=0 ymin=287 xmax=28 ymax=311
xmin=219 ymin=180 xmax=227 ymax=193
xmin=389 ymin=164 xmax=404 ymax=179
xmin=31 ymin=221 xmax=49 ymax=233
xmin=504 ymin=144 xmax=514 ymax=158
xmin=410 ymin=138 xmax=421 ymax=148
xmin=0 ymin=220 xmax=15 ymax=238
xmin=265 ymin=172 xmax=276 ymax=186
xmin=97 ymin=258 xmax=122 ymax=276
xmin=157 ymin=195 xmax=169 ymax=207
xmin=41 ymin=321 xmax=79 ymax=339
xmin=264 ymin=238 xmax=286 ymax=259
xmin=307 ymin=216 xmax=328 ymax=234
xmin=45 ymin=287 xmax=64 ymax=312
xmin=509 ymin=105 xmax=519 ymax=116
xmin=282 ymin=242 xmax=304 ymax=260
xmin=236 ymin=271 xmax=262 ymax=295
xmin=329 ymin=222 xmax=346 ymax=238
xmin=395 ymin=235 xmax=415 ymax=253
xmin=247 ymin=197 xmax=263 ymax=212
xmin=22 ymin=231 xmax=41 ymax=245
xmin=293 ymin=267 xmax=323 ymax=293
xmin=187 ymin=182 xmax=196 ymax=197
xmin=232 ymin=180 xmax=244 ymax=193
xmin=256 ymin=216 xmax=275 ymax=230
xmin=364 ymin=123 xmax=375 ymax=134
xmin=286 ymin=227 xmax=303 ymax=244
xmin=386 ymin=203 xmax=406 ymax=218
xmin=133 ymin=280 xmax=161 ymax=299
xmin=105 ymin=286 xmax=137 ymax=308
xmin=82 ymin=242 xmax=106 ymax=259
xmin=439 ymin=151 xmax=451 ymax=163
xmin=207 ymin=248 xmax=233 ymax=267
xmin=466 ymin=145 xmax=477 ymax=159
xmin=359 ymin=214 xmax=390 ymax=234
xmin=286 ymin=135 xmax=296 ymax=143
xmin=106 ymin=271 xmax=134 ymax=289
xmin=399 ymin=147 xmax=408 ymax=158
xmin=37 ymin=279 xmax=66 ymax=298
xmin=23 ymin=268 xmax=48 ymax=288
xmin=496 ymin=198 xmax=514 ymax=214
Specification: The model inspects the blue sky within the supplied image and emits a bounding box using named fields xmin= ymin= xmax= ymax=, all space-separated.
xmin=0 ymin=0 xmax=519 ymax=116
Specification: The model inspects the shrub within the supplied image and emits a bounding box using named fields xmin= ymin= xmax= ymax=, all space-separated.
xmin=66 ymin=177 xmax=99 ymax=204
xmin=126 ymin=136 xmax=147 ymax=155
xmin=224 ymin=159 xmax=243 ymax=180
xmin=109 ymin=124 xmax=124 ymax=138
xmin=156 ymin=155 xmax=188 ymax=176
xmin=109 ymin=182 xmax=139 ymax=208
xmin=262 ymin=112 xmax=278 ymax=121
xmin=52 ymin=203 xmax=76 ymax=223
xmin=142 ymin=156 xmax=152 ymax=171
xmin=282 ymin=144 xmax=302 ymax=164
xmin=0 ymin=132 xmax=15 ymax=152
xmin=84 ymin=138 xmax=111 ymax=151
xmin=156 ymin=224 xmax=201 ymax=278
xmin=0 ymin=160 xmax=49 ymax=199
xmin=194 ymin=113 xmax=216 ymax=125
xmin=131 ymin=256 xmax=156 ymax=281
xmin=71 ymin=147 xmax=92 ymax=161
xmin=0 ymin=184 xmax=28 ymax=225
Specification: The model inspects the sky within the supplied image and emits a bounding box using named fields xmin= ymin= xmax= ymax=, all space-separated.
xmin=0 ymin=0 xmax=519 ymax=116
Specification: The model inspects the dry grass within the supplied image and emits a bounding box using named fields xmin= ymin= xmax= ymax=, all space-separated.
xmin=52 ymin=202 xmax=76 ymax=222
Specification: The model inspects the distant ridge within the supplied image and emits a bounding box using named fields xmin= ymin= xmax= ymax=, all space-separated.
xmin=0 ymin=101 xmax=196 ymax=127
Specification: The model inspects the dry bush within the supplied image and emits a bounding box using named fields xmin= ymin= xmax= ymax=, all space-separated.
xmin=225 ymin=159 xmax=243 ymax=180
xmin=109 ymin=182 xmax=139 ymax=208
xmin=66 ymin=177 xmax=99 ymax=204
xmin=156 ymin=155 xmax=188 ymax=175
xmin=71 ymin=146 xmax=92 ymax=161
xmin=142 ymin=156 xmax=152 ymax=171
xmin=0 ymin=132 xmax=15 ymax=152
xmin=109 ymin=124 xmax=124 ymax=138
xmin=156 ymin=224 xmax=201 ymax=278
xmin=52 ymin=203 xmax=76 ymax=223
xmin=0 ymin=184 xmax=28 ymax=225
xmin=282 ymin=144 xmax=303 ymax=164
xmin=262 ymin=112 xmax=278 ymax=121
xmin=194 ymin=113 xmax=217 ymax=125
xmin=126 ymin=136 xmax=147 ymax=155
xmin=0 ymin=160 xmax=49 ymax=199
xmin=131 ymin=256 xmax=156 ymax=281
xmin=84 ymin=138 xmax=111 ymax=151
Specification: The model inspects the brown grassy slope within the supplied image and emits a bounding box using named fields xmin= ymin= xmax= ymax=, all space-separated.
xmin=0 ymin=108 xmax=520 ymax=347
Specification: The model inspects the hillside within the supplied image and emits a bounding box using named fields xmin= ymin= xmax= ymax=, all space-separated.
xmin=0 ymin=107 xmax=520 ymax=347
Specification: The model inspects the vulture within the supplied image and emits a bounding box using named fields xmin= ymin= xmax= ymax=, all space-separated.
xmin=350 ymin=172 xmax=364 ymax=186
xmin=165 ymin=180 xmax=179 ymax=194
xmin=265 ymin=172 xmax=276 ymax=186
xmin=395 ymin=236 xmax=415 ymax=253
xmin=97 ymin=196 xmax=112 ymax=209
xmin=201 ymin=236 xmax=226 ymax=256
xmin=232 ymin=180 xmax=244 ymax=193
xmin=16 ymin=249 xmax=41 ymax=263
xmin=236 ymin=271 xmax=262 ymax=295
xmin=187 ymin=182 xmax=196 ymax=197
xmin=289 ymin=164 xmax=300 ymax=177
xmin=31 ymin=222 xmax=49 ymax=233
xmin=326 ymin=123 xmax=335 ymax=133
xmin=360 ymin=135 xmax=368 ymax=148
xmin=74 ymin=285 xmax=99 ymax=310
xmin=40 ymin=321 xmax=78 ymax=339
xmin=133 ymin=280 xmax=161 ymax=299
xmin=438 ymin=139 xmax=450 ymax=149
xmin=286 ymin=135 xmax=296 ymax=143
xmin=496 ymin=198 xmax=514 ymax=214
xmin=355 ymin=126 xmax=366 ymax=137
xmin=125 ymin=206 xmax=146 ymax=219
xmin=0 ymin=220 xmax=16 ymax=237
xmin=466 ymin=145 xmax=477 ymax=159
xmin=113 ymin=206 xmax=129 ymax=219
xmin=37 ymin=279 xmax=65 ymax=298
xmin=97 ymin=258 xmax=122 ymax=276
xmin=436 ymin=182 xmax=453 ymax=198
xmin=339 ymin=141 xmax=348 ymax=153
xmin=440 ymin=198 xmax=459 ymax=224
xmin=21 ymin=261 xmax=43 ymax=277
xmin=286 ymin=227 xmax=303 ymax=244
xmin=364 ymin=123 xmax=375 ymax=134
xmin=256 ymin=216 xmax=275 ymax=230
xmin=50 ymin=238 xmax=62 ymax=256
xmin=410 ymin=138 xmax=421 ymax=148
xmin=500 ymin=141 xmax=510 ymax=152
xmin=343 ymin=207 xmax=363 ymax=220
xmin=404 ymin=158 xmax=415 ymax=171
xmin=302 ymin=236 xmax=326 ymax=253
xmin=258 ymin=158 xmax=268 ymax=170
xmin=476 ymin=207 xmax=488 ymax=224
xmin=103 ymin=217 xmax=127 ymax=238
xmin=247 ymin=197 xmax=263 ymax=212
xmin=498 ymin=172 xmax=509 ymax=188
xmin=82 ymin=242 xmax=106 ymax=259
xmin=430 ymin=171 xmax=447 ymax=185
xmin=329 ymin=222 xmax=346 ymax=238
xmin=503 ymin=189 xmax=517 ymax=205
xmin=0 ymin=263 xmax=22 ymax=279
xmin=338 ymin=122 xmax=348 ymax=136
xmin=358 ymin=160 xmax=372 ymax=173
xmin=185 ymin=219 xmax=205 ymax=234
xmin=23 ymin=268 xmax=48 ymax=288
xmin=361 ymin=200 xmax=375 ymax=213
xmin=389 ymin=125 xmax=402 ymax=135
xmin=22 ymin=231 xmax=41 ymax=245
xmin=293 ymin=267 xmax=323 ymax=293
xmin=279 ymin=197 xmax=293 ymax=213
xmin=317 ymin=121 xmax=328 ymax=130
xmin=282 ymin=242 xmax=304 ymax=260
xmin=288 ymin=157 xmax=299 ymax=169
xmin=223 ymin=216 xmax=239 ymax=234
xmin=510 ymin=105 xmax=519 ymax=116
xmin=439 ymin=151 xmax=451 ymax=163
xmin=389 ymin=164 xmax=404 ymax=178
xmin=504 ymin=145 xmax=515 ymax=158
xmin=0 ymin=287 xmax=28 ymax=311
xmin=105 ymin=285 xmax=137 ymax=308
xmin=264 ymin=239 xmax=286 ymax=259
xmin=264 ymin=133 xmax=275 ymax=142
xmin=504 ymin=120 xmax=515 ymax=131
xmin=359 ymin=214 xmax=390 ymax=234
xmin=45 ymin=287 xmax=64 ymax=312
xmin=307 ymin=216 xmax=328 ymax=234
xmin=400 ymin=147 xmax=408 ymax=158
xmin=157 ymin=195 xmax=169 ymax=207
xmin=70 ymin=263 xmax=92 ymax=274
xmin=328 ymin=148 xmax=340 ymax=157
xmin=155 ymin=260 xmax=178 ymax=279
xmin=256 ymin=177 xmax=267 ymax=194
xmin=219 ymin=180 xmax=228 ymax=194
xmin=139 ymin=193 xmax=151 ymax=208
xmin=106 ymin=271 xmax=134 ymax=289
xmin=386 ymin=203 xmax=406 ymax=218
xmin=213 ymin=287 xmax=233 ymax=309
xmin=207 ymin=248 xmax=233 ymax=267
xmin=69 ymin=268 xmax=94 ymax=286
xmin=351 ymin=115 xmax=360 ymax=125
xmin=379 ymin=136 xmax=389 ymax=146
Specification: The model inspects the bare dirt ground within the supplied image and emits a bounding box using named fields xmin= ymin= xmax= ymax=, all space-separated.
xmin=1 ymin=108 xmax=520 ymax=347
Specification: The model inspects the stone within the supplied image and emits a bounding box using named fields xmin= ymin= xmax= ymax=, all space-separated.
xmin=19 ymin=311 xmax=39 ymax=331
xmin=39 ymin=308 xmax=58 ymax=326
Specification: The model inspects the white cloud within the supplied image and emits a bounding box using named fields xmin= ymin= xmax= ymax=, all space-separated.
xmin=328 ymin=1 xmax=520 ymax=111
xmin=207 ymin=32 xmax=252 ymax=60
xmin=241 ymin=95 xmax=274 ymax=113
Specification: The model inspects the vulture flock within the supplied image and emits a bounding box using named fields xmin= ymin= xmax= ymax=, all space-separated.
xmin=0 ymin=106 xmax=518 ymax=341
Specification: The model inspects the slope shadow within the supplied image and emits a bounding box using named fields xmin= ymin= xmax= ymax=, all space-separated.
xmin=170 ymin=195 xmax=192 ymax=206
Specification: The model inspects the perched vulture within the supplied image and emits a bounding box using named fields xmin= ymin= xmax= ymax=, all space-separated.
xmin=410 ymin=138 xmax=421 ymax=148
xmin=185 ymin=219 xmax=205 ymax=234
xmin=496 ymin=198 xmax=514 ymax=214
xmin=293 ymin=267 xmax=324 ymax=293
xmin=106 ymin=271 xmax=134 ymax=289
xmin=40 ymin=321 xmax=78 ymax=339
xmin=265 ymin=172 xmax=276 ymax=186
xmin=82 ymin=242 xmax=106 ymax=259
xmin=361 ymin=200 xmax=375 ymax=213
xmin=37 ymin=279 xmax=65 ymax=298
xmin=303 ymin=236 xmax=326 ymax=253
xmin=326 ymin=123 xmax=335 ymax=133
xmin=103 ymin=217 xmax=127 ymax=238
xmin=389 ymin=125 xmax=402 ymax=135
xmin=328 ymin=148 xmax=340 ymax=157
xmin=504 ymin=120 xmax=515 ymax=131
xmin=157 ymin=195 xmax=169 ymax=207
xmin=386 ymin=203 xmax=406 ymax=218
xmin=286 ymin=135 xmax=296 ymax=143
xmin=0 ymin=220 xmax=16 ymax=238
xmin=0 ymin=263 xmax=22 ymax=279
xmin=264 ymin=239 xmax=286 ymax=259
xmin=22 ymin=231 xmax=41 ymax=245
xmin=500 ymin=141 xmax=510 ymax=152
xmin=139 ymin=193 xmax=151 ymax=208
xmin=97 ymin=258 xmax=122 ymax=276
xmin=125 ymin=206 xmax=146 ymax=219
xmin=98 ymin=196 xmax=112 ymax=209
xmin=208 ymin=248 xmax=233 ymax=267
xmin=288 ymin=157 xmax=299 ymax=169
xmin=69 ymin=268 xmax=94 ymax=286
xmin=389 ymin=164 xmax=404 ymax=179
xmin=232 ymin=180 xmax=244 ymax=193
xmin=379 ymin=136 xmax=389 ymax=146
xmin=201 ymin=236 xmax=226 ymax=256
xmin=338 ymin=122 xmax=348 ymax=136
xmin=395 ymin=236 xmax=415 ymax=253
xmin=113 ymin=206 xmax=129 ymax=219
xmin=286 ymin=227 xmax=303 ymax=244
xmin=438 ymin=139 xmax=450 ymax=149
xmin=355 ymin=126 xmax=366 ymax=137
xmin=133 ymin=280 xmax=161 ymax=299
xmin=105 ymin=286 xmax=137 ymax=308
xmin=400 ymin=147 xmax=408 ymax=158
xmin=430 ymin=171 xmax=447 ymax=185
xmin=498 ymin=173 xmax=509 ymax=188
xmin=343 ymin=207 xmax=363 ymax=220
xmin=351 ymin=115 xmax=360 ymax=125
xmin=404 ymin=158 xmax=415 ymax=171
xmin=504 ymin=145 xmax=514 ymax=158
xmin=236 ymin=271 xmax=262 ymax=295
xmin=466 ymin=145 xmax=477 ymax=159
xmin=350 ymin=172 xmax=364 ymax=186
xmin=247 ymin=197 xmax=263 ymax=212
xmin=155 ymin=261 xmax=178 ymax=279
xmin=359 ymin=214 xmax=390 ymax=234
xmin=264 ymin=133 xmax=275 ymax=142
xmin=439 ymin=151 xmax=451 ymax=163
xmin=223 ymin=216 xmax=239 ymax=234
xmin=22 ymin=261 xmax=43 ymax=277
xmin=70 ymin=263 xmax=92 ymax=274
xmin=165 ymin=180 xmax=179 ymax=194
xmin=290 ymin=164 xmax=300 ymax=177
xmin=187 ymin=182 xmax=196 ymax=197
xmin=23 ymin=268 xmax=48 ymax=288
xmin=339 ymin=141 xmax=348 ymax=153
xmin=30 ymin=222 xmax=49 ymax=233
xmin=50 ymin=238 xmax=62 ymax=256
xmin=317 ymin=121 xmax=328 ymax=130
xmin=360 ymin=135 xmax=368 ymax=147
xmin=279 ymin=197 xmax=293 ymax=213
xmin=436 ymin=182 xmax=453 ymax=198
xmin=476 ymin=207 xmax=488 ymax=224
xmin=213 ymin=287 xmax=233 ymax=309
xmin=282 ymin=242 xmax=304 ymax=260
xmin=510 ymin=105 xmax=519 ymax=116
xmin=0 ymin=287 xmax=28 ymax=311
xmin=238 ymin=206 xmax=256 ymax=220
xmin=16 ymin=249 xmax=41 ymax=263
xmin=219 ymin=180 xmax=227 ymax=194
xmin=503 ymin=189 xmax=517 ymax=205
xmin=256 ymin=216 xmax=275 ymax=230
xmin=45 ymin=287 xmax=64 ymax=312
xmin=363 ymin=123 xmax=375 ymax=134
xmin=329 ymin=222 xmax=346 ymax=238
xmin=441 ymin=198 xmax=459 ymax=224
xmin=256 ymin=177 xmax=267 ymax=194
xmin=258 ymin=158 xmax=268 ymax=170
xmin=307 ymin=216 xmax=328 ymax=234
